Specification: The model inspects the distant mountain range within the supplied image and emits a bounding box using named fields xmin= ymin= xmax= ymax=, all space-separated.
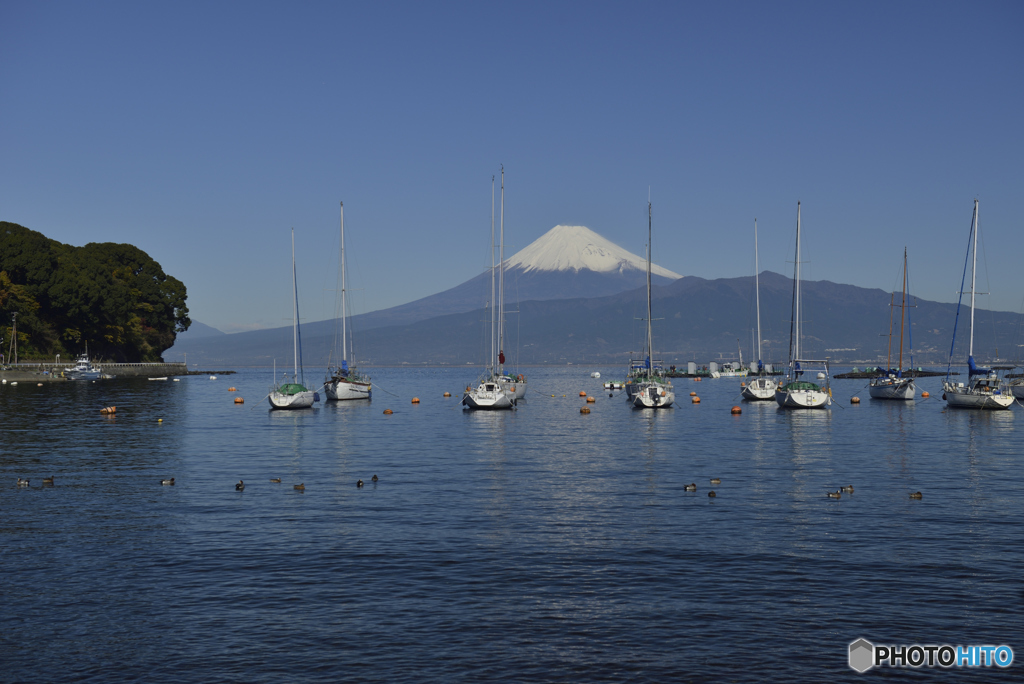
xmin=168 ymin=224 xmax=1022 ymax=369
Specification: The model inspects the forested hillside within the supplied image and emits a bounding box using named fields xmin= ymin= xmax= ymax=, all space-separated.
xmin=0 ymin=221 xmax=190 ymax=362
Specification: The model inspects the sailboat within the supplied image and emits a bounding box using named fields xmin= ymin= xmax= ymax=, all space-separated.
xmin=942 ymin=200 xmax=1013 ymax=410
xmin=742 ymin=219 xmax=779 ymax=400
xmin=775 ymin=202 xmax=832 ymax=409
xmin=630 ymin=201 xmax=675 ymax=409
xmin=869 ymin=249 xmax=916 ymax=400
xmin=463 ymin=171 xmax=516 ymax=411
xmin=269 ymin=229 xmax=317 ymax=410
xmin=324 ymin=202 xmax=371 ymax=401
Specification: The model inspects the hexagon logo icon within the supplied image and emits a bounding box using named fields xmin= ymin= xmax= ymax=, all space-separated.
xmin=849 ymin=639 xmax=874 ymax=672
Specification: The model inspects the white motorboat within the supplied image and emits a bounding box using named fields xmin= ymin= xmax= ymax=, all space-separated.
xmin=64 ymin=345 xmax=102 ymax=380
xmin=942 ymin=200 xmax=1013 ymax=410
xmin=741 ymin=219 xmax=778 ymax=400
xmin=869 ymin=249 xmax=916 ymax=400
xmin=324 ymin=202 xmax=371 ymax=401
xmin=603 ymin=380 xmax=624 ymax=391
xmin=630 ymin=201 xmax=674 ymax=409
xmin=591 ymin=372 xmax=601 ymax=378
xmin=269 ymin=229 xmax=317 ymax=410
xmin=775 ymin=202 xmax=831 ymax=409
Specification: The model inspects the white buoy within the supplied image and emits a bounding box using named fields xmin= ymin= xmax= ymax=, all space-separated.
xmin=209 ymin=375 xmax=217 ymax=380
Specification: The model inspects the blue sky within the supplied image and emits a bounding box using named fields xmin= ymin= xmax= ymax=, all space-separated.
xmin=2 ymin=1 xmax=1022 ymax=332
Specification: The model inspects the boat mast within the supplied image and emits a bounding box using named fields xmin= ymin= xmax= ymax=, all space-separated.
xmin=291 ymin=228 xmax=299 ymax=381
xmin=898 ymin=247 xmax=907 ymax=372
xmin=490 ymin=175 xmax=496 ymax=375
xmin=646 ymin=201 xmax=653 ymax=379
xmin=499 ymin=165 xmax=505 ymax=375
xmin=969 ymin=199 xmax=978 ymax=360
xmin=886 ymin=291 xmax=894 ymax=371
xmin=794 ymin=202 xmax=802 ymax=366
xmin=754 ymin=218 xmax=762 ymax=365
xmin=340 ymin=202 xmax=347 ymax=366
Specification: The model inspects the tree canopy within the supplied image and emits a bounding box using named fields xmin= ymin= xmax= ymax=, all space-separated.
xmin=1 ymin=221 xmax=190 ymax=362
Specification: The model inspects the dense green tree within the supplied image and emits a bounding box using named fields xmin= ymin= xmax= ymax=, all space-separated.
xmin=0 ymin=221 xmax=190 ymax=362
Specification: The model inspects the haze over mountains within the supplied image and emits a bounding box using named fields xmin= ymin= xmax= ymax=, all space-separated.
xmin=169 ymin=225 xmax=1022 ymax=369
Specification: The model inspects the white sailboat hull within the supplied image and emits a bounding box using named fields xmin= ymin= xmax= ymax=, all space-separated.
xmin=775 ymin=387 xmax=830 ymax=409
xmin=943 ymin=382 xmax=1013 ymax=410
xmin=268 ymin=391 xmax=315 ymax=410
xmin=741 ymin=377 xmax=778 ymax=401
xmin=325 ymin=378 xmax=371 ymax=401
xmin=868 ymin=377 xmax=916 ymax=400
xmin=463 ymin=381 xmax=515 ymax=410
xmin=1011 ymin=382 xmax=1024 ymax=400
xmin=631 ymin=382 xmax=674 ymax=408
xmin=711 ymin=370 xmax=748 ymax=378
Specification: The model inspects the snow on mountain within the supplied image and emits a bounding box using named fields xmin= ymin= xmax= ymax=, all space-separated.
xmin=505 ymin=225 xmax=683 ymax=279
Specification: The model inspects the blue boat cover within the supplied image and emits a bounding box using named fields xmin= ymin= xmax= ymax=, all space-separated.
xmin=968 ymin=355 xmax=991 ymax=376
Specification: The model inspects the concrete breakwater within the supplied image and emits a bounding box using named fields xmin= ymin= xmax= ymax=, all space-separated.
xmin=1 ymin=362 xmax=189 ymax=382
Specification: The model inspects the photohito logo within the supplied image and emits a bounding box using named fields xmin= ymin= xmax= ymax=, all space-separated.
xmin=849 ymin=639 xmax=1013 ymax=672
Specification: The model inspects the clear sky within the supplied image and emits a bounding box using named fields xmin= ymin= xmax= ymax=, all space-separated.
xmin=2 ymin=1 xmax=1022 ymax=332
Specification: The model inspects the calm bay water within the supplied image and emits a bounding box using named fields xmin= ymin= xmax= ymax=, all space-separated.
xmin=2 ymin=367 xmax=1021 ymax=682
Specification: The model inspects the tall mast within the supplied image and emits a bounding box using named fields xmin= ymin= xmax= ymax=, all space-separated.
xmin=340 ymin=202 xmax=347 ymax=364
xmin=291 ymin=228 xmax=299 ymax=380
xmin=754 ymin=218 xmax=762 ymax=363
xmin=886 ymin=291 xmax=894 ymax=371
xmin=498 ymin=165 xmax=505 ymax=374
xmin=646 ymin=201 xmax=653 ymax=377
xmin=898 ymin=247 xmax=907 ymax=371
xmin=969 ymin=199 xmax=978 ymax=359
xmin=794 ymin=202 xmax=801 ymax=364
xmin=490 ymin=175 xmax=496 ymax=375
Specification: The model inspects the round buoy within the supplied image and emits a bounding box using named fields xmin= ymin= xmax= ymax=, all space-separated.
xmin=579 ymin=391 xmax=587 ymax=397
xmin=851 ymin=396 xmax=860 ymax=404
xmin=609 ymin=393 xmax=614 ymax=398
xmin=234 ymin=397 xmax=244 ymax=404
xmin=383 ymin=409 xmax=393 ymax=415
xmin=708 ymin=491 xmax=716 ymax=498
xmin=740 ymin=382 xmax=746 ymax=387
xmin=695 ymin=377 xmax=702 ymax=382
xmin=692 ymin=396 xmax=701 ymax=404
xmin=411 ymin=397 xmax=420 ymax=404
xmin=228 ymin=387 xmax=237 ymax=392
xmin=731 ymin=406 xmax=741 ymax=414
xmin=157 ymin=418 xmax=163 ymax=423
xmin=690 ymin=391 xmax=697 ymax=396
xmin=586 ymin=396 xmax=595 ymax=403
xmin=100 ymin=406 xmax=116 ymax=414
xmin=580 ymin=407 xmax=591 ymax=414
xmin=921 ymin=391 xmax=930 ymax=398
xmin=443 ymin=392 xmax=451 ymax=397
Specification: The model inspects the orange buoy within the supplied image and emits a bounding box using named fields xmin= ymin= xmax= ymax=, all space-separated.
xmin=921 ymin=391 xmax=930 ymax=398
xmin=383 ymin=409 xmax=393 ymax=414
xmin=690 ymin=391 xmax=697 ymax=396
xmin=731 ymin=406 xmax=741 ymax=414
xmin=692 ymin=396 xmax=700 ymax=404
xmin=696 ymin=377 xmax=702 ymax=382
xmin=579 ymin=391 xmax=587 ymax=397
xmin=580 ymin=406 xmax=591 ymax=414
xmin=234 ymin=397 xmax=244 ymax=404
xmin=411 ymin=397 xmax=420 ymax=404
xmin=443 ymin=392 xmax=451 ymax=397
xmin=851 ymin=396 xmax=860 ymax=404
xmin=586 ymin=396 xmax=596 ymax=403
xmin=228 ymin=387 xmax=237 ymax=392
xmin=740 ymin=382 xmax=746 ymax=387
xmin=100 ymin=406 xmax=116 ymax=414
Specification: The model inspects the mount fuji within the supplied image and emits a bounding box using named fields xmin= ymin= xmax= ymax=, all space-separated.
xmin=167 ymin=224 xmax=681 ymax=361
xmin=340 ymin=224 xmax=683 ymax=331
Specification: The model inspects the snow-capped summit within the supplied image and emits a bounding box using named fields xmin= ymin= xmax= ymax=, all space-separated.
xmin=505 ymin=225 xmax=683 ymax=279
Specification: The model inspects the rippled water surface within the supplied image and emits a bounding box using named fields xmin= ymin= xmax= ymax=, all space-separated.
xmin=2 ymin=368 xmax=1022 ymax=682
